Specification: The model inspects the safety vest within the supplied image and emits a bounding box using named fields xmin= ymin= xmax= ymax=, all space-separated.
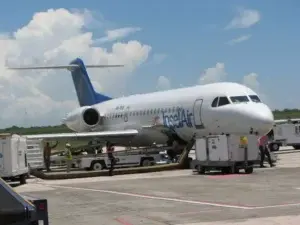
xmin=65 ymin=148 xmax=72 ymax=160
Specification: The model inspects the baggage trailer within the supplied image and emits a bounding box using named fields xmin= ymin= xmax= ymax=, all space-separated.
xmin=26 ymin=139 xmax=44 ymax=172
xmin=0 ymin=133 xmax=29 ymax=185
xmin=0 ymin=178 xmax=49 ymax=225
xmin=191 ymin=134 xmax=259 ymax=174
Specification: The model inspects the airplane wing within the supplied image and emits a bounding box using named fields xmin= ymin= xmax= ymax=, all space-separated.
xmin=24 ymin=129 xmax=138 ymax=142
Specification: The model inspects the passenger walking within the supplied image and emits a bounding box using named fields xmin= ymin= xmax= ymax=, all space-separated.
xmin=258 ymin=135 xmax=274 ymax=167
xmin=106 ymin=141 xmax=115 ymax=176
xmin=64 ymin=143 xmax=73 ymax=173
xmin=43 ymin=141 xmax=58 ymax=172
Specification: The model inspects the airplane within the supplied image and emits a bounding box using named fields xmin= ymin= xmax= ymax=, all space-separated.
xmin=8 ymin=58 xmax=275 ymax=154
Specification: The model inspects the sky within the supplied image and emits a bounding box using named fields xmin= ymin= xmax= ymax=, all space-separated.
xmin=0 ymin=0 xmax=299 ymax=128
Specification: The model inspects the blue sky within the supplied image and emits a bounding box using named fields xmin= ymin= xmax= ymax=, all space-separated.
xmin=1 ymin=0 xmax=300 ymax=114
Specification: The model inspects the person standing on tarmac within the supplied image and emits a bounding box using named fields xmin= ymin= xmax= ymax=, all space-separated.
xmin=106 ymin=141 xmax=115 ymax=176
xmin=64 ymin=143 xmax=73 ymax=173
xmin=258 ymin=135 xmax=274 ymax=168
xmin=43 ymin=141 xmax=58 ymax=172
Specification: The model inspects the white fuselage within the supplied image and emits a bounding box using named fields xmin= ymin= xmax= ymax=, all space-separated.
xmin=64 ymin=82 xmax=274 ymax=147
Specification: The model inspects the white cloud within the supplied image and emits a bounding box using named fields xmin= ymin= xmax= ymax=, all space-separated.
xmin=243 ymin=72 xmax=260 ymax=91
xmin=157 ymin=76 xmax=171 ymax=91
xmin=95 ymin=27 xmax=141 ymax=44
xmin=225 ymin=8 xmax=261 ymax=29
xmin=198 ymin=63 xmax=227 ymax=84
xmin=242 ymin=72 xmax=271 ymax=106
xmin=0 ymin=8 xmax=151 ymax=128
xmin=227 ymin=34 xmax=251 ymax=45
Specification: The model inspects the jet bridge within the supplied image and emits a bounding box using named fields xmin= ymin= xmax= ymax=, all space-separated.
xmin=0 ymin=178 xmax=49 ymax=225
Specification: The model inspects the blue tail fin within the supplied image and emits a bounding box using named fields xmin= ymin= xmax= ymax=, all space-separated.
xmin=69 ymin=58 xmax=112 ymax=106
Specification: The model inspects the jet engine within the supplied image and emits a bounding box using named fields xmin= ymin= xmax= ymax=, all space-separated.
xmin=64 ymin=106 xmax=102 ymax=132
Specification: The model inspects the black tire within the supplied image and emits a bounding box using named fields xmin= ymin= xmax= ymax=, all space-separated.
xmin=221 ymin=167 xmax=231 ymax=174
xmin=244 ymin=167 xmax=253 ymax=174
xmin=233 ymin=166 xmax=239 ymax=174
xmin=293 ymin=145 xmax=300 ymax=150
xmin=198 ymin=166 xmax=206 ymax=174
xmin=90 ymin=161 xmax=104 ymax=171
xmin=20 ymin=174 xmax=27 ymax=185
xmin=141 ymin=158 xmax=154 ymax=167
xmin=270 ymin=143 xmax=280 ymax=152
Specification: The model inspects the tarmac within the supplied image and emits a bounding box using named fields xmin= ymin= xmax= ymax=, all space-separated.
xmin=14 ymin=165 xmax=300 ymax=225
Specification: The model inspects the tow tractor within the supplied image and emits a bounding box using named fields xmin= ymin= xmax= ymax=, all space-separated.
xmin=78 ymin=146 xmax=172 ymax=171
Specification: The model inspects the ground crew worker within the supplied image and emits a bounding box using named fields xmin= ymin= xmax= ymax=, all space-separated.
xmin=43 ymin=141 xmax=58 ymax=172
xmin=258 ymin=135 xmax=274 ymax=167
xmin=65 ymin=143 xmax=73 ymax=173
xmin=106 ymin=141 xmax=115 ymax=176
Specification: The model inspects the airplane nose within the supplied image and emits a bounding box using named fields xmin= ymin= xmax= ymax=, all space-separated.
xmin=226 ymin=103 xmax=274 ymax=135
xmin=250 ymin=104 xmax=274 ymax=134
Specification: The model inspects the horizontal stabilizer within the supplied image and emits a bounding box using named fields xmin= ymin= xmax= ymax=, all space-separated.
xmin=7 ymin=64 xmax=124 ymax=71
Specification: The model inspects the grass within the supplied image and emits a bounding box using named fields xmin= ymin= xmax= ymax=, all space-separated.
xmin=0 ymin=109 xmax=299 ymax=150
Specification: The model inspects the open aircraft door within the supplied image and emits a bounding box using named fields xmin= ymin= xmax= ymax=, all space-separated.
xmin=193 ymin=99 xmax=205 ymax=129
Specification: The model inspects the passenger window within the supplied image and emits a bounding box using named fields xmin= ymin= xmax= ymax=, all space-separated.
xmin=218 ymin=97 xmax=230 ymax=106
xmin=211 ymin=97 xmax=219 ymax=107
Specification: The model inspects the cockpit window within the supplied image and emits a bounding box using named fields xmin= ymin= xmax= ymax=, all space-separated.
xmin=230 ymin=96 xmax=249 ymax=103
xmin=249 ymin=95 xmax=261 ymax=103
xmin=218 ymin=97 xmax=230 ymax=106
xmin=211 ymin=97 xmax=219 ymax=107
